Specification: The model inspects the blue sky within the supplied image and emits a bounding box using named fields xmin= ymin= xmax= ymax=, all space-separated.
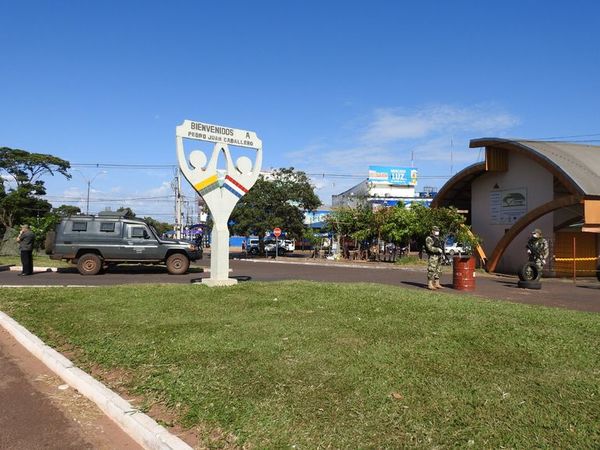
xmin=2 ymin=1 xmax=599 ymax=221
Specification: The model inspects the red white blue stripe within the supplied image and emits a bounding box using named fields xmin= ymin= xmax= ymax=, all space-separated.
xmin=223 ymin=175 xmax=248 ymax=198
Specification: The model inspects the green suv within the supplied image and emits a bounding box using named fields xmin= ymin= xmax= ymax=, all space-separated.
xmin=46 ymin=212 xmax=201 ymax=275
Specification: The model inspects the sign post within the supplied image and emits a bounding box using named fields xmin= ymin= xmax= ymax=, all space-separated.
xmin=273 ymin=227 xmax=282 ymax=259
xmin=176 ymin=120 xmax=262 ymax=286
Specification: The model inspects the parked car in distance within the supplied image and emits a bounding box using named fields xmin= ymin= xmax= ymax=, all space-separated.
xmin=283 ymin=239 xmax=295 ymax=252
xmin=264 ymin=237 xmax=287 ymax=256
xmin=45 ymin=212 xmax=201 ymax=275
xmin=444 ymin=240 xmax=468 ymax=256
xmin=246 ymin=237 xmax=260 ymax=255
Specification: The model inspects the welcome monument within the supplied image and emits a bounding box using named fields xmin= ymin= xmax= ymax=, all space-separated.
xmin=176 ymin=119 xmax=262 ymax=286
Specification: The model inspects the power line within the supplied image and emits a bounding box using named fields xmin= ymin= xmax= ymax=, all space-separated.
xmin=44 ymin=195 xmax=175 ymax=202
xmin=68 ymin=163 xmax=454 ymax=181
xmin=71 ymin=163 xmax=176 ymax=169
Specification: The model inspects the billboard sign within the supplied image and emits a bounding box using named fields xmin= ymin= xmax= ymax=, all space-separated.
xmin=368 ymin=166 xmax=418 ymax=186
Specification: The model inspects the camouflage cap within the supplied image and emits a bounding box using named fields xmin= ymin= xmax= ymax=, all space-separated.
xmin=432 ymin=226 xmax=440 ymax=232
xmin=532 ymin=228 xmax=542 ymax=236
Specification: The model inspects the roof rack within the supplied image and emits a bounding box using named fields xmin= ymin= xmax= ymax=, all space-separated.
xmin=97 ymin=211 xmax=128 ymax=218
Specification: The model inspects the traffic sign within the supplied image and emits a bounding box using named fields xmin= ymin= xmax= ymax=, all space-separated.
xmin=273 ymin=227 xmax=282 ymax=237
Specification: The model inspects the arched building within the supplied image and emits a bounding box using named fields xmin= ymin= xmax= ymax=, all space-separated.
xmin=433 ymin=138 xmax=600 ymax=275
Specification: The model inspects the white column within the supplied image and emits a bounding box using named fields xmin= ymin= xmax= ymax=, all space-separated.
xmin=203 ymin=222 xmax=236 ymax=286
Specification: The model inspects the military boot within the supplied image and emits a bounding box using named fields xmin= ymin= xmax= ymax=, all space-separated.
xmin=434 ymin=279 xmax=444 ymax=289
xmin=427 ymin=280 xmax=436 ymax=290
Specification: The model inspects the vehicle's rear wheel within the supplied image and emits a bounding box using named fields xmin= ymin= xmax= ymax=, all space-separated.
xmin=77 ymin=253 xmax=102 ymax=276
xmin=166 ymin=253 xmax=190 ymax=275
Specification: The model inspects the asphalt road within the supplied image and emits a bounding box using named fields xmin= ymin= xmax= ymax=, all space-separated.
xmin=1 ymin=257 xmax=599 ymax=313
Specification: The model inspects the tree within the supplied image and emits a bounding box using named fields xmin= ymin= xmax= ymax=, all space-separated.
xmin=230 ymin=168 xmax=321 ymax=239
xmin=0 ymin=147 xmax=71 ymax=232
xmin=382 ymin=204 xmax=415 ymax=247
xmin=53 ymin=205 xmax=81 ymax=217
xmin=326 ymin=204 xmax=373 ymax=242
xmin=326 ymin=202 xmax=480 ymax=257
xmin=143 ymin=216 xmax=172 ymax=235
xmin=0 ymin=147 xmax=70 ymax=191
xmin=410 ymin=204 xmax=467 ymax=243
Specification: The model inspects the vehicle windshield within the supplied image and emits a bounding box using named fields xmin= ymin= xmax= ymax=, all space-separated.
xmin=149 ymin=226 xmax=161 ymax=240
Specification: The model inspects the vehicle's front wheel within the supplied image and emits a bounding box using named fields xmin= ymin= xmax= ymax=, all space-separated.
xmin=166 ymin=253 xmax=190 ymax=275
xmin=77 ymin=253 xmax=102 ymax=276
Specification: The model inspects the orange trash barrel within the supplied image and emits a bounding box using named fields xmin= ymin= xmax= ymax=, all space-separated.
xmin=453 ymin=256 xmax=476 ymax=291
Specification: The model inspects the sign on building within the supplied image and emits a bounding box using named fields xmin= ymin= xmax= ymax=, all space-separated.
xmin=368 ymin=165 xmax=418 ymax=186
xmin=489 ymin=187 xmax=527 ymax=225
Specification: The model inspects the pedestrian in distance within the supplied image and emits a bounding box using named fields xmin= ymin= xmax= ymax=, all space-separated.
xmin=425 ymin=226 xmax=444 ymax=290
xmin=16 ymin=224 xmax=35 ymax=276
xmin=526 ymin=228 xmax=549 ymax=279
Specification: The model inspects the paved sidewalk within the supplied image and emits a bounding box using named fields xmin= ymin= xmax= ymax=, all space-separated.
xmin=0 ymin=326 xmax=141 ymax=450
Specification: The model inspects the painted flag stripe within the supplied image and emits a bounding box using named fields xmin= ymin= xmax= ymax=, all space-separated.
xmin=225 ymin=175 xmax=248 ymax=194
xmin=199 ymin=181 xmax=220 ymax=196
xmin=194 ymin=174 xmax=219 ymax=192
xmin=223 ymin=183 xmax=243 ymax=198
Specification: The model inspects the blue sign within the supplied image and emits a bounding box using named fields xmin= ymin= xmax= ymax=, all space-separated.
xmin=368 ymin=166 xmax=418 ymax=186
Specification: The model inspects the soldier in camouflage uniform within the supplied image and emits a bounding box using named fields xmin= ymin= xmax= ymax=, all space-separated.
xmin=425 ymin=226 xmax=444 ymax=290
xmin=526 ymin=228 xmax=549 ymax=279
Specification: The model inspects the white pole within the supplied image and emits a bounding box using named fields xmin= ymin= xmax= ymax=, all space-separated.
xmin=86 ymin=180 xmax=91 ymax=215
xmin=175 ymin=172 xmax=182 ymax=239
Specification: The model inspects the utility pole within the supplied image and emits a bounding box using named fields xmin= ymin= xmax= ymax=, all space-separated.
xmin=86 ymin=180 xmax=91 ymax=215
xmin=174 ymin=171 xmax=183 ymax=239
xmin=75 ymin=170 xmax=105 ymax=215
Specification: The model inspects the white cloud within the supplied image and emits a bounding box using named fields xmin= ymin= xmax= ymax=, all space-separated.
xmin=361 ymin=104 xmax=519 ymax=145
xmin=146 ymin=181 xmax=173 ymax=197
xmin=284 ymin=102 xmax=519 ymax=203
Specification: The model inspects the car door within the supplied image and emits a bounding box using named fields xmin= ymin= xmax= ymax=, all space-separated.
xmin=121 ymin=223 xmax=161 ymax=261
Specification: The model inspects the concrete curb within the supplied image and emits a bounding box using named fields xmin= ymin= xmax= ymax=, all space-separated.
xmin=0 ymin=311 xmax=192 ymax=450
xmin=231 ymin=257 xmax=505 ymax=278
xmin=233 ymin=256 xmax=424 ymax=271
xmin=7 ymin=265 xmax=59 ymax=273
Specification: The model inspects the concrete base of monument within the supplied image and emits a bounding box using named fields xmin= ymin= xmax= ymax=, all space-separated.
xmin=201 ymin=278 xmax=238 ymax=287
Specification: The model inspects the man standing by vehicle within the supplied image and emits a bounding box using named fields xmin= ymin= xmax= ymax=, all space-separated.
xmin=16 ymin=224 xmax=35 ymax=276
xmin=425 ymin=226 xmax=444 ymax=290
xmin=527 ymin=228 xmax=549 ymax=279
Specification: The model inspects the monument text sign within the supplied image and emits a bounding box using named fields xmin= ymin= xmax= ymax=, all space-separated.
xmin=180 ymin=120 xmax=261 ymax=149
xmin=176 ymin=119 xmax=263 ymax=286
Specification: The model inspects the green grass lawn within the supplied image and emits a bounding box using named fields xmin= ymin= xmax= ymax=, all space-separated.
xmin=1 ymin=282 xmax=599 ymax=448
xmin=0 ymin=254 xmax=71 ymax=268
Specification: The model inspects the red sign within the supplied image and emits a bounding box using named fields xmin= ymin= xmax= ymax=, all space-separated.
xmin=273 ymin=227 xmax=282 ymax=237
